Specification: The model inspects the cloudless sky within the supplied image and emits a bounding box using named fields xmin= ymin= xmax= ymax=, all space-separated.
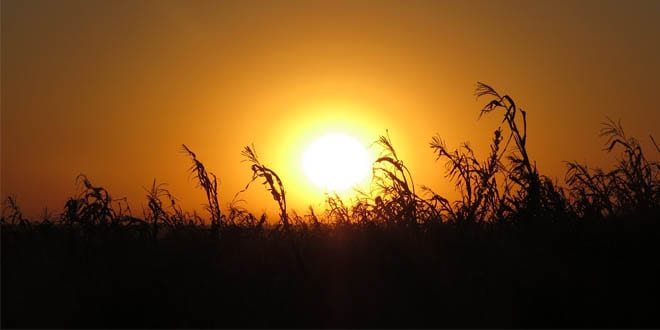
xmin=2 ymin=0 xmax=659 ymax=219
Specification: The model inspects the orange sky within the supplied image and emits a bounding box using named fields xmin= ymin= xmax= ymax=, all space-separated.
xmin=2 ymin=0 xmax=659 ymax=219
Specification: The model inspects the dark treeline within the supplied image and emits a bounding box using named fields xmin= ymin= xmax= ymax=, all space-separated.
xmin=2 ymin=83 xmax=659 ymax=328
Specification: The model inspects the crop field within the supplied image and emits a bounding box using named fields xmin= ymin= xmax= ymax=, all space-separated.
xmin=2 ymin=83 xmax=659 ymax=328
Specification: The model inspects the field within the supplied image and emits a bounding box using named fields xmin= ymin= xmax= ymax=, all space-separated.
xmin=2 ymin=83 xmax=659 ymax=328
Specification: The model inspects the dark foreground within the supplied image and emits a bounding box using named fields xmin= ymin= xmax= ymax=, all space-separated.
xmin=3 ymin=217 xmax=660 ymax=328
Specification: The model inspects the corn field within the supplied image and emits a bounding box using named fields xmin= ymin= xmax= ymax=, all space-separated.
xmin=2 ymin=83 xmax=659 ymax=328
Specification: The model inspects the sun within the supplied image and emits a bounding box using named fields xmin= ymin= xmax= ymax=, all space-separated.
xmin=302 ymin=132 xmax=372 ymax=191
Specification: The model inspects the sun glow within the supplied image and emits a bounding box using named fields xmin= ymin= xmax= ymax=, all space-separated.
xmin=302 ymin=133 xmax=372 ymax=192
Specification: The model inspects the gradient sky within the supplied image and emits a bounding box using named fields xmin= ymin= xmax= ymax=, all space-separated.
xmin=2 ymin=0 xmax=659 ymax=219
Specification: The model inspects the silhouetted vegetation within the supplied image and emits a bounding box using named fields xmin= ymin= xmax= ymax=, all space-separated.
xmin=2 ymin=83 xmax=659 ymax=328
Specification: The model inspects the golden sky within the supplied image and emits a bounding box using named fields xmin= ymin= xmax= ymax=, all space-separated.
xmin=2 ymin=0 xmax=659 ymax=219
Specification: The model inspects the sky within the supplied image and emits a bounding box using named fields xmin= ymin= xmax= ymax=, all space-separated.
xmin=2 ymin=0 xmax=659 ymax=220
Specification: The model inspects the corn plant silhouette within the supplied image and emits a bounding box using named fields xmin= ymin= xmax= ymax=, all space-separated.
xmin=144 ymin=179 xmax=188 ymax=238
xmin=241 ymin=145 xmax=288 ymax=228
xmin=57 ymin=174 xmax=139 ymax=241
xmin=61 ymin=175 xmax=113 ymax=227
xmin=371 ymin=132 xmax=421 ymax=226
xmin=474 ymin=82 xmax=544 ymax=219
xmin=181 ymin=144 xmax=223 ymax=235
xmin=325 ymin=192 xmax=350 ymax=225
xmin=1 ymin=195 xmax=29 ymax=228
xmin=427 ymin=82 xmax=570 ymax=223
xmin=429 ymin=128 xmax=506 ymax=223
xmin=61 ymin=175 xmax=124 ymax=226
xmin=240 ymin=144 xmax=307 ymax=273
xmin=566 ymin=118 xmax=660 ymax=218
xmin=226 ymin=199 xmax=267 ymax=229
xmin=323 ymin=132 xmax=439 ymax=226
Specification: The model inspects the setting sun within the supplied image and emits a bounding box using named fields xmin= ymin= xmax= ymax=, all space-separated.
xmin=301 ymin=133 xmax=372 ymax=192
